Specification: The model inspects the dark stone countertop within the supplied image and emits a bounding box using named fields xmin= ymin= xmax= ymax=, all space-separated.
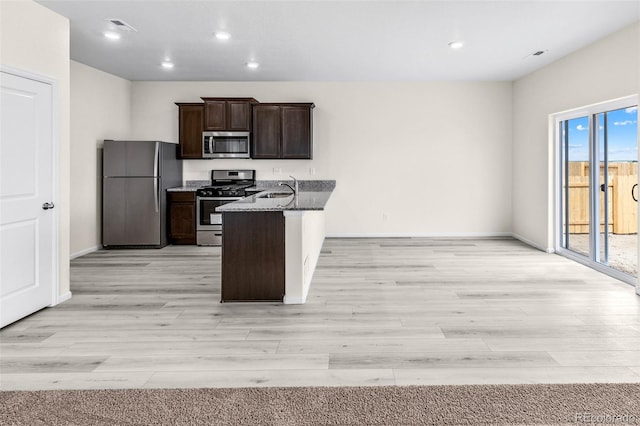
xmin=216 ymin=189 xmax=334 ymax=212
xmin=167 ymin=180 xmax=210 ymax=192
xmin=166 ymin=186 xmax=198 ymax=192
xmin=168 ymin=180 xmax=336 ymax=194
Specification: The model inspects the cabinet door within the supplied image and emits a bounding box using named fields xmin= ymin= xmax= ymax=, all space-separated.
xmin=252 ymin=105 xmax=281 ymax=159
xmin=222 ymin=212 xmax=285 ymax=301
xmin=281 ymin=106 xmax=312 ymax=159
xmin=170 ymin=202 xmax=196 ymax=240
xmin=227 ymin=101 xmax=251 ymax=131
xmin=169 ymin=193 xmax=196 ymax=244
xmin=178 ymin=105 xmax=204 ymax=159
xmin=204 ymin=100 xmax=226 ymax=130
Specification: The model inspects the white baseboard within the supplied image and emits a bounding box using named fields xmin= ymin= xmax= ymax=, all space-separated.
xmin=283 ymin=295 xmax=306 ymax=304
xmin=70 ymin=245 xmax=99 ymax=260
xmin=323 ymin=232 xmax=557 ymax=255
xmin=326 ymin=232 xmax=513 ymax=239
xmin=511 ymin=233 xmax=554 ymax=253
xmin=55 ymin=291 xmax=72 ymax=305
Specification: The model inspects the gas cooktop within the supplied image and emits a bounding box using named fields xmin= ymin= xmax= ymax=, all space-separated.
xmin=196 ymin=170 xmax=256 ymax=197
xmin=196 ymin=183 xmax=253 ymax=197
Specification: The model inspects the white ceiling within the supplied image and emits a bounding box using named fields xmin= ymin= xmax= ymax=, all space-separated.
xmin=37 ymin=0 xmax=640 ymax=81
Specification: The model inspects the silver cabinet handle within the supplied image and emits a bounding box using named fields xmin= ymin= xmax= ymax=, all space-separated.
xmin=42 ymin=202 xmax=55 ymax=210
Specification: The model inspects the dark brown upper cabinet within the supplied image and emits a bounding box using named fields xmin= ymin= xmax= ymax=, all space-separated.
xmin=201 ymin=98 xmax=258 ymax=131
xmin=252 ymin=105 xmax=281 ymax=159
xmin=175 ymin=103 xmax=204 ymax=159
xmin=252 ymin=103 xmax=314 ymax=159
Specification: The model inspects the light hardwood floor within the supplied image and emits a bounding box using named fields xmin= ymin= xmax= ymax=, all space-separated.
xmin=1 ymin=237 xmax=640 ymax=390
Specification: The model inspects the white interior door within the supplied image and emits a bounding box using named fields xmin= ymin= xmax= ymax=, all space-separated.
xmin=0 ymin=71 xmax=56 ymax=328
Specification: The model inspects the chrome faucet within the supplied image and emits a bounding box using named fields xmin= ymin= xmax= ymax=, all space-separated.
xmin=279 ymin=175 xmax=298 ymax=196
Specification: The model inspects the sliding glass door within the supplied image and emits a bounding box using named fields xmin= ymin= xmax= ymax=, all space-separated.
xmin=560 ymin=115 xmax=591 ymax=257
xmin=558 ymin=100 xmax=638 ymax=281
xmin=597 ymin=107 xmax=638 ymax=276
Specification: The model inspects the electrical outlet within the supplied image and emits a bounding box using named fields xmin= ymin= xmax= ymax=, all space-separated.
xmin=382 ymin=213 xmax=388 ymax=222
xmin=309 ymin=167 xmax=316 ymax=175
xmin=273 ymin=167 xmax=282 ymax=175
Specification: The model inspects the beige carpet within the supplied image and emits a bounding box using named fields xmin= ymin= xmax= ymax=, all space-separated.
xmin=1 ymin=384 xmax=639 ymax=425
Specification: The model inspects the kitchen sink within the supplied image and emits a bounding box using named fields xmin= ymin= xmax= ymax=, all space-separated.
xmin=257 ymin=192 xmax=293 ymax=199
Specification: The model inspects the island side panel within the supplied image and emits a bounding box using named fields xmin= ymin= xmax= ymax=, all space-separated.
xmin=221 ymin=211 xmax=285 ymax=302
xmin=283 ymin=210 xmax=326 ymax=304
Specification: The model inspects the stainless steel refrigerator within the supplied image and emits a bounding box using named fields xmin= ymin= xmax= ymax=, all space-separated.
xmin=102 ymin=140 xmax=182 ymax=248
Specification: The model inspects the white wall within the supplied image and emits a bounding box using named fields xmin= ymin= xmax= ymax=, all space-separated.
xmin=131 ymin=81 xmax=513 ymax=236
xmin=1 ymin=0 xmax=71 ymax=297
xmin=70 ymin=61 xmax=131 ymax=257
xmin=512 ymin=22 xmax=640 ymax=251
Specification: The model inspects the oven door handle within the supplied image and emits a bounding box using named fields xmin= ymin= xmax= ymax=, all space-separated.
xmin=196 ymin=196 xmax=242 ymax=231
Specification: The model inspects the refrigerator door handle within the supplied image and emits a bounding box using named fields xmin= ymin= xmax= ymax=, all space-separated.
xmin=154 ymin=178 xmax=159 ymax=213
xmin=153 ymin=142 xmax=160 ymax=212
xmin=153 ymin=142 xmax=159 ymax=178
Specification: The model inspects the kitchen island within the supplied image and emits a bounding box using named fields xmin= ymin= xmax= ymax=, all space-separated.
xmin=216 ymin=184 xmax=334 ymax=304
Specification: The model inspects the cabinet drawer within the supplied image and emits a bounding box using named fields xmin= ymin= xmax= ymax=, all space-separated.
xmin=169 ymin=192 xmax=196 ymax=202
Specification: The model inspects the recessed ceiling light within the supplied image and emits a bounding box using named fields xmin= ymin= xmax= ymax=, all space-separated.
xmin=448 ymin=40 xmax=464 ymax=50
xmin=246 ymin=61 xmax=259 ymax=69
xmin=215 ymin=31 xmax=231 ymax=40
xmin=161 ymin=61 xmax=174 ymax=69
xmin=103 ymin=31 xmax=121 ymax=40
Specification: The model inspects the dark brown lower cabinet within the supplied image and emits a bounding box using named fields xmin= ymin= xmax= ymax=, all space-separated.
xmin=168 ymin=192 xmax=196 ymax=245
xmin=221 ymin=212 xmax=285 ymax=302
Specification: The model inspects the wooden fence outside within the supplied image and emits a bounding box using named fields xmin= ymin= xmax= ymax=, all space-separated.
xmin=567 ymin=162 xmax=637 ymax=234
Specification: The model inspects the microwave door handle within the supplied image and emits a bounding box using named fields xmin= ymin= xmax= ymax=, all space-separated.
xmin=208 ymin=137 xmax=214 ymax=155
xmin=203 ymin=135 xmax=211 ymax=156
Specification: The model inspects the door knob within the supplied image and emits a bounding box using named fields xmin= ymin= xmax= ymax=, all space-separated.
xmin=42 ymin=202 xmax=55 ymax=210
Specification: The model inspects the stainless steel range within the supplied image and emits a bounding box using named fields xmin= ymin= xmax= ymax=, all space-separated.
xmin=196 ymin=170 xmax=255 ymax=246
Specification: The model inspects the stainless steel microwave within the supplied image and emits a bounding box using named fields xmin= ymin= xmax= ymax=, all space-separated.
xmin=202 ymin=131 xmax=250 ymax=158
